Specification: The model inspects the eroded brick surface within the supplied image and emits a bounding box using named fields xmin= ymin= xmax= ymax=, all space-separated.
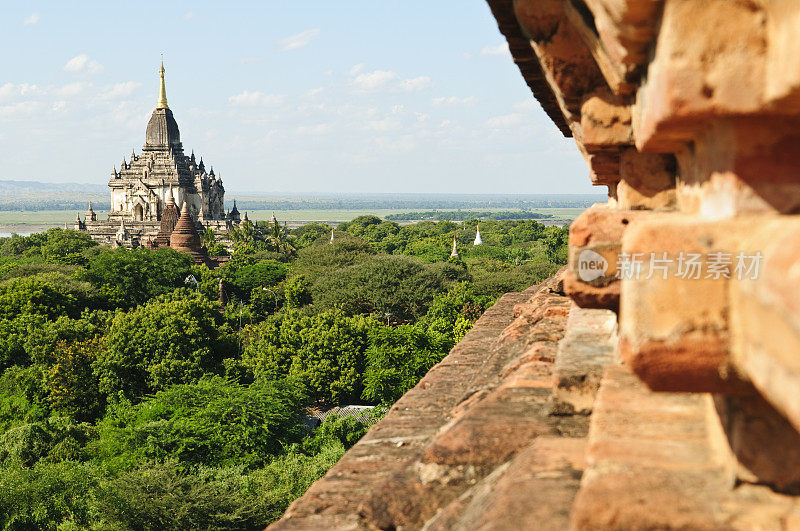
xmin=269 ymin=272 xmax=613 ymax=530
xmin=571 ymin=365 xmax=800 ymax=529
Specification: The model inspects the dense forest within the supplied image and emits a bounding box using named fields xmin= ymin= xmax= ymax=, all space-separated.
xmin=0 ymin=215 xmax=567 ymax=530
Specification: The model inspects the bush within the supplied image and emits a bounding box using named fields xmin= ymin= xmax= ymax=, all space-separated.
xmin=0 ymin=274 xmax=91 ymax=320
xmin=311 ymin=255 xmax=467 ymax=321
xmin=49 ymin=337 xmax=105 ymax=422
xmin=290 ymin=222 xmax=332 ymax=249
xmin=231 ymin=260 xmax=287 ymax=293
xmin=93 ymin=377 xmax=307 ymax=472
xmin=39 ymin=229 xmax=97 ymax=265
xmin=291 ymin=237 xmax=376 ymax=281
xmin=92 ymin=460 xmax=269 ymax=530
xmin=95 ymin=293 xmax=226 ymax=400
xmin=420 ymin=282 xmax=492 ymax=342
xmin=0 ymin=460 xmax=98 ymax=530
xmin=300 ymin=414 xmax=370 ymax=455
xmin=0 ymin=315 xmax=40 ymax=370
xmin=0 ymin=228 xmax=96 ymax=266
xmin=243 ymin=309 xmax=374 ymax=405
xmin=284 ymin=275 xmax=311 ymax=309
xmin=0 ymin=417 xmax=95 ymax=467
xmin=0 ymin=365 xmax=50 ymax=432
xmin=22 ymin=314 xmax=104 ymax=366
xmin=250 ymin=441 xmax=347 ymax=524
xmin=77 ymin=247 xmax=193 ymax=308
xmin=468 ymin=260 xmax=559 ymax=298
xmin=361 ymin=324 xmax=451 ymax=404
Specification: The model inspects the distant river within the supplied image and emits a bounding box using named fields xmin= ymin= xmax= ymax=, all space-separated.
xmin=0 ymin=226 xmax=53 ymax=238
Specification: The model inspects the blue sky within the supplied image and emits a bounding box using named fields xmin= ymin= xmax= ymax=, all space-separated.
xmin=0 ymin=1 xmax=594 ymax=194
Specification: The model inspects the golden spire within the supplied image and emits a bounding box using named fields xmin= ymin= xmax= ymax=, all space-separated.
xmin=156 ymin=61 xmax=169 ymax=109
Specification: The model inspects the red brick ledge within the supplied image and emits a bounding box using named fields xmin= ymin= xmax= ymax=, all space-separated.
xmin=269 ymin=272 xmax=585 ymax=530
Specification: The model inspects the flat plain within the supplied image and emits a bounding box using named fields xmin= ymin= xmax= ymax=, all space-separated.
xmin=0 ymin=208 xmax=580 ymax=236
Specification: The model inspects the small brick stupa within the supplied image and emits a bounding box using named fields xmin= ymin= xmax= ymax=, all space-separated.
xmin=170 ymin=201 xmax=208 ymax=264
xmin=152 ymin=185 xmax=180 ymax=248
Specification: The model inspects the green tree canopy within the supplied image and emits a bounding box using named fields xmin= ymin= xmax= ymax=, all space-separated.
xmin=77 ymin=247 xmax=193 ymax=308
xmin=0 ymin=273 xmax=95 ymax=320
xmin=231 ymin=260 xmax=287 ymax=294
xmin=361 ymin=324 xmax=452 ymax=405
xmin=243 ymin=309 xmax=374 ymax=405
xmin=94 ymin=293 xmax=227 ymax=400
xmin=93 ymin=377 xmax=307 ymax=471
xmin=311 ymin=255 xmax=468 ymax=321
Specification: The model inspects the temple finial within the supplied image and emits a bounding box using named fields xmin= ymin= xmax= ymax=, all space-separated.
xmin=156 ymin=60 xmax=169 ymax=109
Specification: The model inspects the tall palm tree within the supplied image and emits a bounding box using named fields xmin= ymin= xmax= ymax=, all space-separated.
xmin=200 ymin=227 xmax=216 ymax=247
xmin=229 ymin=220 xmax=256 ymax=244
xmin=265 ymin=215 xmax=296 ymax=258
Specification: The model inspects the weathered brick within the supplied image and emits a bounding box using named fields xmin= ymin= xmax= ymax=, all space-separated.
xmin=616 ymin=148 xmax=676 ymax=210
xmin=565 ymin=204 xmax=650 ymax=311
xmin=619 ymin=215 xmax=754 ymax=393
xmin=730 ymin=219 xmax=800 ymax=433
xmin=554 ymin=307 xmax=617 ymax=413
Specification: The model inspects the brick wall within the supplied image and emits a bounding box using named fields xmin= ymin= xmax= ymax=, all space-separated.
xmin=493 ymin=0 xmax=800 ymax=510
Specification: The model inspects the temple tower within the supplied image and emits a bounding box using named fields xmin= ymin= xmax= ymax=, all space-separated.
xmin=107 ymin=62 xmax=226 ymax=223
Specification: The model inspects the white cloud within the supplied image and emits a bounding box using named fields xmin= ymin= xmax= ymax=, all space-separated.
xmin=352 ymin=70 xmax=431 ymax=93
xmin=486 ymin=113 xmax=524 ymax=128
xmin=349 ymin=63 xmax=365 ymax=75
xmin=278 ymin=29 xmax=320 ymax=51
xmin=102 ymin=82 xmax=141 ymax=100
xmin=399 ymin=76 xmax=431 ymax=91
xmin=23 ymin=13 xmax=40 ymax=26
xmin=432 ymin=96 xmax=478 ymax=106
xmin=352 ymin=70 xmax=399 ymax=91
xmin=0 ymin=83 xmax=40 ymax=101
xmin=228 ymin=91 xmax=285 ymax=106
xmin=55 ymin=82 xmax=88 ymax=97
xmin=480 ymin=43 xmax=510 ymax=57
xmin=183 ymin=11 xmax=196 ymax=20
xmin=63 ymin=54 xmax=103 ymax=74
xmin=0 ymin=101 xmax=43 ymax=117
xmin=513 ymin=99 xmax=538 ymax=112
xmin=305 ymin=87 xmax=324 ymax=97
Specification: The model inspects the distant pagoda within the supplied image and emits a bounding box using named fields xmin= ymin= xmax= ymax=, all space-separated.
xmin=107 ymin=62 xmax=225 ymax=223
xmin=450 ymin=234 xmax=459 ymax=258
xmin=78 ymin=62 xmax=239 ymax=251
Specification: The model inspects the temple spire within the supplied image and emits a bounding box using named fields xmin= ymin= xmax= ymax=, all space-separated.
xmin=156 ymin=61 xmax=169 ymax=109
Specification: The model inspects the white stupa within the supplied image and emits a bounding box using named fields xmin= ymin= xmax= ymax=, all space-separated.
xmin=450 ymin=234 xmax=459 ymax=257
xmin=474 ymin=224 xmax=482 ymax=245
